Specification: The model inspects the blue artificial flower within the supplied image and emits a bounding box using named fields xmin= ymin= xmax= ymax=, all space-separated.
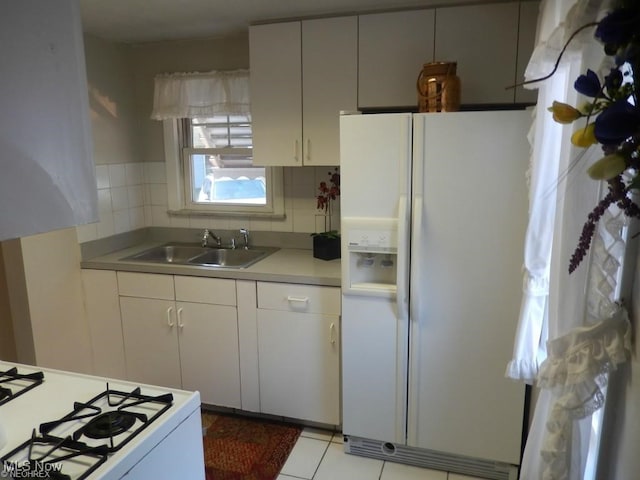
xmin=604 ymin=68 xmax=622 ymax=93
xmin=595 ymin=8 xmax=640 ymax=47
xmin=594 ymin=99 xmax=640 ymax=145
xmin=574 ymin=69 xmax=601 ymax=97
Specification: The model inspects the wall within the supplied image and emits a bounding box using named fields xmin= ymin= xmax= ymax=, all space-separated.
xmin=0 ymin=243 xmax=17 ymax=361
xmin=77 ymin=33 xmax=336 ymax=243
xmin=5 ymin=229 xmax=92 ymax=372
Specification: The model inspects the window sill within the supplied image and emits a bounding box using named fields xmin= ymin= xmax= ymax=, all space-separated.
xmin=167 ymin=209 xmax=286 ymax=220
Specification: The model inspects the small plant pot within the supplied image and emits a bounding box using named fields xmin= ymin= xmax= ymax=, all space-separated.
xmin=313 ymin=235 xmax=341 ymax=261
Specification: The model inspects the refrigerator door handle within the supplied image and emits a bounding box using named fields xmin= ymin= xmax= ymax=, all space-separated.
xmin=396 ymin=194 xmax=410 ymax=321
xmin=410 ymin=195 xmax=423 ymax=322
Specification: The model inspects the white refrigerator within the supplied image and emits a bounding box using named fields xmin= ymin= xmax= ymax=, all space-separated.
xmin=340 ymin=111 xmax=529 ymax=480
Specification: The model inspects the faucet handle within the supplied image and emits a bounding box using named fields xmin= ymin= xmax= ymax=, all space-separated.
xmin=201 ymin=229 xmax=211 ymax=247
xmin=239 ymin=228 xmax=249 ymax=249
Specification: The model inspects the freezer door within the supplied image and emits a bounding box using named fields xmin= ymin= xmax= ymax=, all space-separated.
xmin=340 ymin=113 xmax=412 ymax=444
xmin=407 ymin=111 xmax=529 ymax=465
xmin=341 ymin=296 xmax=408 ymax=443
xmin=339 ymin=113 xmax=411 ymax=219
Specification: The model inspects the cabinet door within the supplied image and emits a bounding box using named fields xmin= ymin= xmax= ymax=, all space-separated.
xmin=434 ymin=3 xmax=519 ymax=104
xmin=257 ymin=309 xmax=340 ymax=424
xmin=302 ymin=16 xmax=357 ymax=166
xmin=120 ymin=296 xmax=181 ymax=389
xmin=250 ymin=22 xmax=302 ymax=167
xmin=358 ymin=10 xmax=435 ymax=108
xmin=177 ymin=301 xmax=241 ymax=408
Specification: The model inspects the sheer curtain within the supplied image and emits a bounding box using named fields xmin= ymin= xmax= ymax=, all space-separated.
xmin=508 ymin=0 xmax=633 ymax=479
xmin=150 ymin=69 xmax=250 ymax=119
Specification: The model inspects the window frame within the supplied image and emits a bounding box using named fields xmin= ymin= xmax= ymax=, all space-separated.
xmin=163 ymin=119 xmax=284 ymax=217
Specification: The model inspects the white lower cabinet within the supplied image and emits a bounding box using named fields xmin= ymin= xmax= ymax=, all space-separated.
xmin=90 ymin=271 xmax=341 ymax=424
xmin=256 ymin=282 xmax=341 ymax=425
xmin=117 ymin=272 xmax=241 ymax=408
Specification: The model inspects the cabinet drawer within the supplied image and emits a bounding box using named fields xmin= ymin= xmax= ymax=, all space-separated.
xmin=117 ymin=272 xmax=174 ymax=300
xmin=174 ymin=276 xmax=236 ymax=306
xmin=257 ymin=282 xmax=340 ymax=315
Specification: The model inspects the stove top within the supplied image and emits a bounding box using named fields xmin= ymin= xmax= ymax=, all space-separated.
xmin=0 ymin=362 xmax=200 ymax=480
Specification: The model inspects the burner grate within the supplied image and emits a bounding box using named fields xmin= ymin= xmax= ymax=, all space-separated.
xmin=0 ymin=430 xmax=109 ymax=480
xmin=39 ymin=383 xmax=173 ymax=452
xmin=0 ymin=367 xmax=44 ymax=406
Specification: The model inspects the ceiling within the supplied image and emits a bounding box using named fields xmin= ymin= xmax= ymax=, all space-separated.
xmin=79 ymin=0 xmax=498 ymax=44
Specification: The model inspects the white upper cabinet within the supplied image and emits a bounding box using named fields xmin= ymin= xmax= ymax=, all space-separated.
xmin=357 ymin=2 xmax=537 ymax=109
xmin=358 ymin=9 xmax=436 ymax=109
xmin=250 ymin=17 xmax=357 ymax=166
xmin=302 ymin=17 xmax=358 ymax=166
xmin=250 ymin=22 xmax=302 ymax=167
xmin=0 ymin=0 xmax=97 ymax=241
xmin=434 ymin=3 xmax=520 ymax=104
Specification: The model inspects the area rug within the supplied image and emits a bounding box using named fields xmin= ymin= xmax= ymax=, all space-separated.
xmin=202 ymin=412 xmax=302 ymax=480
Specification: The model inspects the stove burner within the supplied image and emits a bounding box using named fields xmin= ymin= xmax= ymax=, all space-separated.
xmin=82 ymin=411 xmax=137 ymax=439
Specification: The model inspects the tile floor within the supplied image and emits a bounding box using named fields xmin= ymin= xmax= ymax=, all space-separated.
xmin=278 ymin=427 xmax=486 ymax=480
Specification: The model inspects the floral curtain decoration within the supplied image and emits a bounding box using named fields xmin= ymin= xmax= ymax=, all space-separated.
xmin=150 ymin=69 xmax=250 ymax=120
xmin=510 ymin=0 xmax=637 ymax=479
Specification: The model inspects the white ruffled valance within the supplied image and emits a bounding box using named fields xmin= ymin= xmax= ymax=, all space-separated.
xmin=150 ymin=69 xmax=250 ymax=120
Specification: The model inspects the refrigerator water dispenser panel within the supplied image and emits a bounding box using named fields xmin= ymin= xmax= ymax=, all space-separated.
xmin=342 ymin=218 xmax=399 ymax=297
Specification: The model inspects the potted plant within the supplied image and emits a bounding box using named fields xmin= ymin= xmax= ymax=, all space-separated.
xmin=312 ymin=168 xmax=341 ymax=260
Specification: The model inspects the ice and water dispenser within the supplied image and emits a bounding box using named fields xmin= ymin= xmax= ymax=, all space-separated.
xmin=342 ymin=218 xmax=399 ymax=297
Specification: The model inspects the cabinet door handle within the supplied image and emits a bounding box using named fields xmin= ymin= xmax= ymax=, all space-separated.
xmin=177 ymin=307 xmax=184 ymax=329
xmin=167 ymin=307 xmax=174 ymax=328
xmin=306 ymin=138 xmax=311 ymax=162
xmin=287 ymin=295 xmax=309 ymax=304
xmin=329 ymin=322 xmax=336 ymax=345
xmin=294 ymin=140 xmax=300 ymax=163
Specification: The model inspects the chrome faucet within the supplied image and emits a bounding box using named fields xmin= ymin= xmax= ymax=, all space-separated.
xmin=239 ymin=228 xmax=250 ymax=249
xmin=201 ymin=229 xmax=222 ymax=248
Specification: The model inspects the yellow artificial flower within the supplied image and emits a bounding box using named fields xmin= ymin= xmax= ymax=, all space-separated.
xmin=548 ymin=101 xmax=582 ymax=124
xmin=587 ymin=153 xmax=627 ymax=180
xmin=571 ymin=123 xmax=597 ymax=147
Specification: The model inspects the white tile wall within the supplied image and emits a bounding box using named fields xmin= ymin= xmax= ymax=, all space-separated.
xmin=76 ymin=162 xmax=340 ymax=242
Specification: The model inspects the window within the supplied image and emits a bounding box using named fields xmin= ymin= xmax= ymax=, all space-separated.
xmin=165 ymin=116 xmax=283 ymax=216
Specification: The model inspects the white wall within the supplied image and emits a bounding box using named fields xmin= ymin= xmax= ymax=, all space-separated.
xmin=76 ymin=33 xmax=337 ymax=243
xmin=3 ymin=228 xmax=92 ymax=372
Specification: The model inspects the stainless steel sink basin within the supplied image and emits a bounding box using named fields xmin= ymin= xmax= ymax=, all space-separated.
xmin=123 ymin=245 xmax=209 ymax=263
xmin=188 ymin=248 xmax=270 ymax=268
xmin=120 ymin=243 xmax=276 ymax=268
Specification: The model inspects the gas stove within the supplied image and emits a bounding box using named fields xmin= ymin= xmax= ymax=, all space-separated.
xmin=0 ymin=361 xmax=204 ymax=479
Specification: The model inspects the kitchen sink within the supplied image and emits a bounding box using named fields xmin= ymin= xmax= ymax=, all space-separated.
xmin=120 ymin=243 xmax=276 ymax=268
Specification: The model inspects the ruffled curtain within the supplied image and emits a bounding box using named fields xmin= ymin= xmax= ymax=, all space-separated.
xmin=150 ymin=69 xmax=250 ymax=120
xmin=509 ymin=0 xmax=633 ymax=479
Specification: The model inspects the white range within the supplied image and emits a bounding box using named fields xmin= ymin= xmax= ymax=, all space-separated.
xmin=0 ymin=361 xmax=204 ymax=479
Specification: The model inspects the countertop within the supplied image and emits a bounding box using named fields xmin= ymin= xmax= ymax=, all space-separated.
xmin=81 ymin=242 xmax=342 ymax=287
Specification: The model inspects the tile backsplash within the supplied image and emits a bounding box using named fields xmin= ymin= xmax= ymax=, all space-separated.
xmin=76 ymin=163 xmax=340 ymax=243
